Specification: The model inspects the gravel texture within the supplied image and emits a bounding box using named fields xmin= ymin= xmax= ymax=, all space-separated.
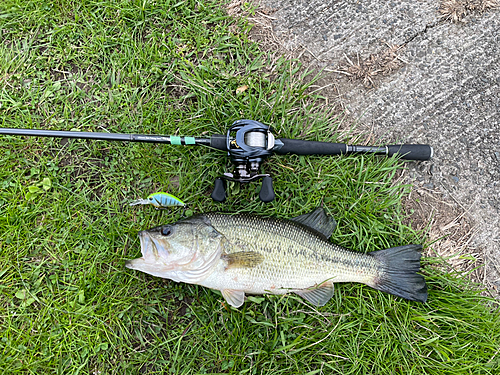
xmin=261 ymin=0 xmax=500 ymax=290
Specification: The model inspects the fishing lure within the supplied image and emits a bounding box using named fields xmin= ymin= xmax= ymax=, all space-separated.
xmin=130 ymin=192 xmax=185 ymax=209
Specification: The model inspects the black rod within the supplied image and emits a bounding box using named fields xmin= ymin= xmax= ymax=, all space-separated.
xmin=0 ymin=127 xmax=213 ymax=146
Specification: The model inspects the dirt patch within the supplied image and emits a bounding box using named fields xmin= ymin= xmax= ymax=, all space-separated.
xmin=403 ymin=182 xmax=486 ymax=286
xmin=439 ymin=0 xmax=499 ymax=22
xmin=335 ymin=44 xmax=406 ymax=89
xmin=226 ymin=1 xmax=307 ymax=65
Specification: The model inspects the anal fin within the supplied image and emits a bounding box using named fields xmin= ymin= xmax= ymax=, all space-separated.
xmin=294 ymin=281 xmax=335 ymax=307
xmin=221 ymin=289 xmax=246 ymax=308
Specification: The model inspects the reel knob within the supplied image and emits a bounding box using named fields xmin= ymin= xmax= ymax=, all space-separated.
xmin=259 ymin=176 xmax=275 ymax=202
xmin=211 ymin=178 xmax=226 ymax=202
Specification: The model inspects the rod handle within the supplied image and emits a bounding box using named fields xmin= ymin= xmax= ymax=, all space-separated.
xmin=274 ymin=139 xmax=432 ymax=161
xmin=274 ymin=139 xmax=345 ymax=156
xmin=386 ymin=144 xmax=433 ymax=161
xmin=209 ymin=134 xmax=227 ymax=151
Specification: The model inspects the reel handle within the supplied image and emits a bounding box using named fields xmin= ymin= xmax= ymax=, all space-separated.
xmin=211 ymin=178 xmax=226 ymax=202
xmin=259 ymin=176 xmax=275 ymax=203
xmin=211 ymin=176 xmax=275 ymax=203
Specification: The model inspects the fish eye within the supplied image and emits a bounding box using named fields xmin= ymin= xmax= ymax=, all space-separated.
xmin=161 ymin=226 xmax=173 ymax=237
xmin=149 ymin=197 xmax=153 ymax=201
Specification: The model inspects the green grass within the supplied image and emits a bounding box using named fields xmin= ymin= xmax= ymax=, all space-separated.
xmin=1 ymin=0 xmax=499 ymax=374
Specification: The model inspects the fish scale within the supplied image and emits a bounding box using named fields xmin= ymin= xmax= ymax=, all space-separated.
xmin=126 ymin=208 xmax=428 ymax=308
xmin=205 ymin=213 xmax=379 ymax=292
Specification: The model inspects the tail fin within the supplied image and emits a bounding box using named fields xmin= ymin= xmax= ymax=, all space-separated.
xmin=369 ymin=244 xmax=428 ymax=302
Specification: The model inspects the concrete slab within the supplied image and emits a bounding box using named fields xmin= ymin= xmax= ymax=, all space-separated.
xmin=259 ymin=0 xmax=500 ymax=290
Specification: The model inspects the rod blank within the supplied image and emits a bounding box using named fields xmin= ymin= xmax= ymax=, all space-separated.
xmin=0 ymin=127 xmax=211 ymax=146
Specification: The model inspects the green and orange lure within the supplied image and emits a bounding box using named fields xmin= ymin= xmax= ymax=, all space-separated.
xmin=130 ymin=192 xmax=185 ymax=209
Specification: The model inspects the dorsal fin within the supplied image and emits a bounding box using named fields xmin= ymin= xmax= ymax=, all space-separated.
xmin=291 ymin=207 xmax=337 ymax=239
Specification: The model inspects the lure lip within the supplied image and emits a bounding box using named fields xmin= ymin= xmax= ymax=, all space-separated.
xmin=129 ymin=198 xmax=150 ymax=206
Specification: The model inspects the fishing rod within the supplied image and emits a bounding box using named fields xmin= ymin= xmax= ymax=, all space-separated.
xmin=0 ymin=119 xmax=433 ymax=203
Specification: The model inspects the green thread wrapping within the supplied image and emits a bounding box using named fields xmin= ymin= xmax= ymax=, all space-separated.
xmin=184 ymin=137 xmax=196 ymax=145
xmin=170 ymin=136 xmax=181 ymax=145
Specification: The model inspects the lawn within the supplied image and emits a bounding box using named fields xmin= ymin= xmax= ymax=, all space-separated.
xmin=0 ymin=0 xmax=499 ymax=374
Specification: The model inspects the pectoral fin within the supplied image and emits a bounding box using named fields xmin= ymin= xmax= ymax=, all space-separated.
xmin=221 ymin=289 xmax=246 ymax=308
xmin=294 ymin=281 xmax=335 ymax=307
xmin=222 ymin=251 xmax=264 ymax=269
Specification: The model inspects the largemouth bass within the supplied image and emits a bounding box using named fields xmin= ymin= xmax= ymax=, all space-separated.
xmin=125 ymin=208 xmax=427 ymax=307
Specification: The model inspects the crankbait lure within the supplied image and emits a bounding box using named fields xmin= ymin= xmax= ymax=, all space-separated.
xmin=130 ymin=192 xmax=185 ymax=209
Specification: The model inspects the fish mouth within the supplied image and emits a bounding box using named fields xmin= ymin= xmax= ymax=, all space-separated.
xmin=138 ymin=230 xmax=154 ymax=258
xmin=125 ymin=231 xmax=164 ymax=269
xmin=139 ymin=230 xmax=172 ymax=260
xmin=125 ymin=230 xmax=178 ymax=270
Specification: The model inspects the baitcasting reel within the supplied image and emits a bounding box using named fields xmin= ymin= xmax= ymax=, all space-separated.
xmin=211 ymin=120 xmax=282 ymax=203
